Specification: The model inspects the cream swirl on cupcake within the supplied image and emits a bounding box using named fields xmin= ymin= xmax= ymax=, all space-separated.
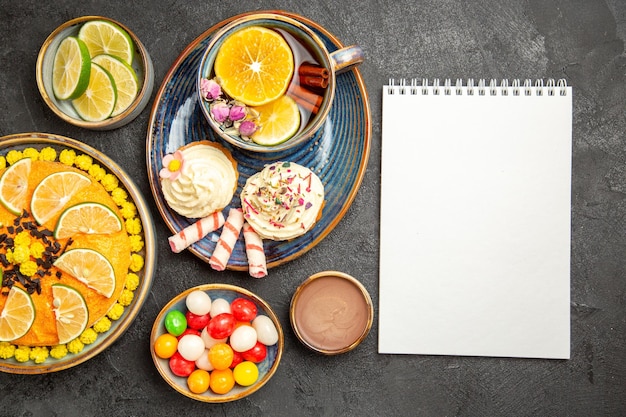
xmin=160 ymin=141 xmax=238 ymax=219
xmin=241 ymin=161 xmax=324 ymax=241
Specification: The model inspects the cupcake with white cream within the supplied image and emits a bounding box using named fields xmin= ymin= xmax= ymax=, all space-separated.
xmin=241 ymin=161 xmax=324 ymax=240
xmin=160 ymin=141 xmax=238 ymax=219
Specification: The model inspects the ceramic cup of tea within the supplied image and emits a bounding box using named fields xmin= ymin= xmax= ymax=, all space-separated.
xmin=197 ymin=12 xmax=364 ymax=153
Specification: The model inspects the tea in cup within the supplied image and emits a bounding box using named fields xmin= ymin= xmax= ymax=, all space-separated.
xmin=197 ymin=12 xmax=363 ymax=153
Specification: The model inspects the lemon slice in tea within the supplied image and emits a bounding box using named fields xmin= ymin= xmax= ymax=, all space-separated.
xmin=0 ymin=157 xmax=31 ymax=215
xmin=91 ymin=54 xmax=139 ymax=116
xmin=0 ymin=286 xmax=35 ymax=342
xmin=71 ymin=63 xmax=118 ymax=122
xmin=54 ymin=202 xmax=122 ymax=239
xmin=54 ymin=248 xmax=116 ymax=298
xmin=214 ymin=26 xmax=294 ymax=106
xmin=30 ymin=170 xmax=91 ymax=225
xmin=52 ymin=284 xmax=89 ymax=344
xmin=251 ymin=95 xmax=300 ymax=146
xmin=77 ymin=20 xmax=135 ymax=65
xmin=52 ymin=36 xmax=92 ymax=100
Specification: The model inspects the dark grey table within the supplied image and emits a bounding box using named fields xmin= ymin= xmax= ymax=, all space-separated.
xmin=1 ymin=1 xmax=625 ymax=416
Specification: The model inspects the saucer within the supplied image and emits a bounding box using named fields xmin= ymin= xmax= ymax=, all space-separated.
xmin=146 ymin=10 xmax=371 ymax=270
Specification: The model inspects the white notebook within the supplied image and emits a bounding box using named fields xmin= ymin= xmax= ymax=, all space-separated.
xmin=378 ymin=79 xmax=572 ymax=359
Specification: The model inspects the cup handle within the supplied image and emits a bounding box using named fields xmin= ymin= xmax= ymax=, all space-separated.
xmin=330 ymin=45 xmax=364 ymax=74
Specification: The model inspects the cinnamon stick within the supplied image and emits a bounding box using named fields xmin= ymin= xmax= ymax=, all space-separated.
xmin=287 ymin=84 xmax=322 ymax=114
xmin=288 ymin=84 xmax=323 ymax=108
xmin=299 ymin=75 xmax=329 ymax=89
xmin=298 ymin=63 xmax=329 ymax=79
xmin=287 ymin=91 xmax=320 ymax=114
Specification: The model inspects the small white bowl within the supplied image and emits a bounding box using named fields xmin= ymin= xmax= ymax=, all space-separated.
xmin=36 ymin=16 xmax=154 ymax=130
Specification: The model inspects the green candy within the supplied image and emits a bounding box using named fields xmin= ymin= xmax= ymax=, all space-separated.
xmin=164 ymin=310 xmax=187 ymax=336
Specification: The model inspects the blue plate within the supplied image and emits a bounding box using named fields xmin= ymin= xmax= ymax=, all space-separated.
xmin=146 ymin=11 xmax=371 ymax=270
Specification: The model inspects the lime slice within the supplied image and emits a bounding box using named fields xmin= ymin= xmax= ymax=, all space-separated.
xmin=31 ymin=170 xmax=91 ymax=225
xmin=0 ymin=158 xmax=31 ymax=215
xmin=0 ymin=286 xmax=36 ymax=342
xmin=52 ymin=36 xmax=91 ymax=100
xmin=78 ymin=20 xmax=134 ymax=65
xmin=251 ymin=95 xmax=301 ymax=146
xmin=91 ymin=54 xmax=139 ymax=116
xmin=53 ymin=248 xmax=116 ymax=298
xmin=54 ymin=202 xmax=122 ymax=239
xmin=52 ymin=284 xmax=89 ymax=344
xmin=71 ymin=63 xmax=118 ymax=122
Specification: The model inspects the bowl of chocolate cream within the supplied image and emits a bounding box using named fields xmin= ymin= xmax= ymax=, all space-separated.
xmin=290 ymin=271 xmax=373 ymax=355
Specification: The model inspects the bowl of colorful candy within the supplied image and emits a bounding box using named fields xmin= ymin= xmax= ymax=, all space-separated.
xmin=36 ymin=16 xmax=154 ymax=130
xmin=150 ymin=284 xmax=283 ymax=402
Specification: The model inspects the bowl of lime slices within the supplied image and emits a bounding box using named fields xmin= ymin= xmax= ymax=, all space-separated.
xmin=36 ymin=16 xmax=154 ymax=130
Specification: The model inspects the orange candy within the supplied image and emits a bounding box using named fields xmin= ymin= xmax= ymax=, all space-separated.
xmin=208 ymin=342 xmax=234 ymax=370
xmin=209 ymin=368 xmax=235 ymax=395
xmin=187 ymin=369 xmax=211 ymax=394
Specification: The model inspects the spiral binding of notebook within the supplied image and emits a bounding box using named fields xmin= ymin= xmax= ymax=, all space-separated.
xmin=385 ymin=78 xmax=569 ymax=97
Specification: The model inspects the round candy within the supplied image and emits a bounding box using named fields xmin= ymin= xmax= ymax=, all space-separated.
xmin=187 ymin=369 xmax=211 ymax=394
xmin=177 ymin=334 xmax=206 ymax=361
xmin=185 ymin=310 xmax=210 ymax=330
xmin=207 ymin=313 xmax=236 ymax=339
xmin=164 ymin=310 xmax=187 ymax=336
xmin=210 ymin=298 xmax=231 ymax=317
xmin=208 ymin=342 xmax=234 ymax=370
xmin=230 ymin=298 xmax=258 ymax=322
xmin=242 ymin=341 xmax=267 ymax=363
xmin=229 ymin=325 xmax=257 ymax=352
xmin=209 ymin=368 xmax=235 ymax=395
xmin=186 ymin=290 xmax=212 ymax=315
xmin=233 ymin=361 xmax=259 ymax=387
xmin=154 ymin=333 xmax=178 ymax=359
xmin=252 ymin=315 xmax=279 ymax=345
xmin=169 ymin=351 xmax=196 ymax=377
xmin=195 ymin=349 xmax=214 ymax=371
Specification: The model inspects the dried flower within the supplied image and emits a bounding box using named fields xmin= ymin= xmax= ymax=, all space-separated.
xmin=229 ymin=105 xmax=246 ymax=121
xmin=159 ymin=150 xmax=184 ymax=181
xmin=239 ymin=120 xmax=258 ymax=137
xmin=200 ymin=78 xmax=221 ymax=100
xmin=211 ymin=102 xmax=230 ymax=123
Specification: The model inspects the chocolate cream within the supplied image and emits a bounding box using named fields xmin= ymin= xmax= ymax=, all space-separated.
xmin=292 ymin=275 xmax=371 ymax=352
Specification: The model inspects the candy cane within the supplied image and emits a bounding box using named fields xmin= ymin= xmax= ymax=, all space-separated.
xmin=243 ymin=223 xmax=267 ymax=278
xmin=168 ymin=211 xmax=225 ymax=253
xmin=209 ymin=208 xmax=244 ymax=271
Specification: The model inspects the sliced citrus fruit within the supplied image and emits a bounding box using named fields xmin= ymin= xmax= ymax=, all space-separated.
xmin=0 ymin=286 xmax=35 ymax=342
xmin=77 ymin=20 xmax=134 ymax=65
xmin=30 ymin=170 xmax=91 ymax=225
xmin=52 ymin=36 xmax=92 ymax=100
xmin=251 ymin=95 xmax=300 ymax=146
xmin=54 ymin=202 xmax=122 ymax=239
xmin=53 ymin=248 xmax=116 ymax=298
xmin=71 ymin=63 xmax=118 ymax=121
xmin=91 ymin=54 xmax=139 ymax=116
xmin=52 ymin=284 xmax=89 ymax=344
xmin=214 ymin=26 xmax=294 ymax=106
xmin=0 ymin=158 xmax=31 ymax=215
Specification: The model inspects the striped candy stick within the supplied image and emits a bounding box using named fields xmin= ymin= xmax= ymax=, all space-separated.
xmin=243 ymin=223 xmax=267 ymax=278
xmin=209 ymin=208 xmax=244 ymax=271
xmin=168 ymin=211 xmax=225 ymax=253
